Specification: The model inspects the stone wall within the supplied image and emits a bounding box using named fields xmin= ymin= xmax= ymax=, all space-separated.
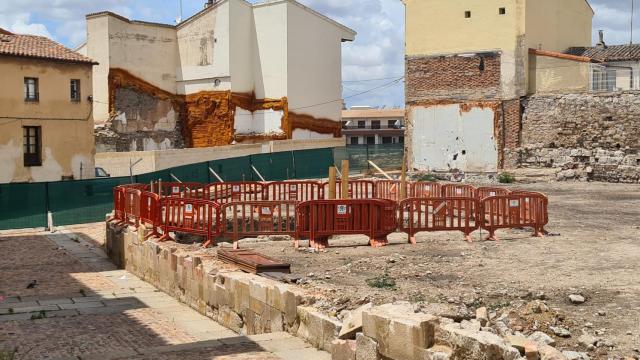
xmin=517 ymin=92 xmax=640 ymax=183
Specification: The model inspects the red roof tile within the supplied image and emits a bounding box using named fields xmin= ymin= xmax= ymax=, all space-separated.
xmin=0 ymin=31 xmax=96 ymax=64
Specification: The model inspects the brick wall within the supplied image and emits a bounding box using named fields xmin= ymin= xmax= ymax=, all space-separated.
xmin=502 ymin=99 xmax=521 ymax=168
xmin=406 ymin=52 xmax=502 ymax=103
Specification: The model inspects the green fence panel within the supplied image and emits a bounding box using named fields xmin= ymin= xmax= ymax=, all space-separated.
xmin=48 ymin=177 xmax=129 ymax=226
xmin=166 ymin=162 xmax=210 ymax=184
xmin=269 ymin=151 xmax=295 ymax=180
xmin=0 ymin=183 xmax=47 ymax=230
xmin=250 ymin=153 xmax=271 ymax=181
xmin=367 ymin=144 xmax=404 ymax=171
xmin=135 ymin=169 xmax=172 ymax=185
xmin=345 ymin=145 xmax=370 ymax=174
xmin=209 ymin=156 xmax=252 ymax=182
xmin=293 ymin=148 xmax=332 ymax=179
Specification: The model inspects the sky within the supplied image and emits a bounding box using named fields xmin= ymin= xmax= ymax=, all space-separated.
xmin=0 ymin=0 xmax=634 ymax=109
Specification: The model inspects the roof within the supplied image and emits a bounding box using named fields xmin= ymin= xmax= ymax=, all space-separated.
xmin=0 ymin=30 xmax=96 ymax=64
xmin=566 ymin=44 xmax=640 ymax=62
xmin=529 ymin=48 xmax=597 ymax=63
xmin=86 ymin=11 xmax=176 ymax=29
xmin=342 ymin=109 xmax=405 ymax=119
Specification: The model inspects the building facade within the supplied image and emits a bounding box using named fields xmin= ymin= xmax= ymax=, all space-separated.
xmin=79 ymin=0 xmax=355 ymax=153
xmin=341 ymin=107 xmax=405 ymax=145
xmin=0 ymin=29 xmax=96 ymax=183
xmin=403 ymin=0 xmax=593 ymax=172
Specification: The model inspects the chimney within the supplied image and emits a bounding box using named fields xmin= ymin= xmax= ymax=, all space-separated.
xmin=596 ymin=30 xmax=607 ymax=49
xmin=205 ymin=0 xmax=214 ymax=8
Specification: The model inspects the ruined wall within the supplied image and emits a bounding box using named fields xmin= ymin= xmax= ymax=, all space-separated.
xmin=517 ymin=92 xmax=640 ymax=182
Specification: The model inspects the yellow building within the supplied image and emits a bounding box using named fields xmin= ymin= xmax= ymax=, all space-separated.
xmin=402 ymin=0 xmax=594 ymax=171
xmin=0 ymin=29 xmax=97 ymax=183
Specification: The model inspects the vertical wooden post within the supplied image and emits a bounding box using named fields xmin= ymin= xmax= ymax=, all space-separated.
xmin=341 ymin=160 xmax=350 ymax=199
xmin=400 ymin=153 xmax=408 ymax=201
xmin=328 ymin=167 xmax=337 ymax=200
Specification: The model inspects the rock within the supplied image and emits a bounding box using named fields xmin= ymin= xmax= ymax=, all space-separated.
xmin=524 ymin=341 xmax=540 ymax=360
xmin=437 ymin=323 xmax=521 ymax=360
xmin=549 ymin=326 xmax=571 ymax=338
xmin=506 ymin=335 xmax=529 ymax=353
xmin=569 ymin=295 xmax=585 ymax=304
xmin=339 ymin=303 xmax=373 ymax=340
xmin=538 ymin=345 xmax=568 ymax=360
xmin=596 ymin=310 xmax=606 ymax=316
xmin=577 ymin=332 xmax=597 ymax=347
xmin=421 ymin=303 xmax=474 ymax=321
xmin=460 ymin=319 xmax=482 ymax=332
xmin=476 ymin=307 xmax=489 ymax=326
xmin=355 ymin=333 xmax=381 ymax=360
xmin=528 ymin=331 xmax=556 ymax=346
xmin=562 ymin=351 xmax=590 ymax=360
xmin=419 ymin=345 xmax=453 ymax=360
xmin=331 ymin=339 xmax=357 ymax=360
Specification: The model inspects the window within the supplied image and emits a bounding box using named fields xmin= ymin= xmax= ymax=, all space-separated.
xmin=387 ymin=120 xmax=397 ymax=129
xmin=24 ymin=78 xmax=39 ymax=102
xmin=499 ymin=7 xmax=506 ymax=15
xmin=70 ymin=79 xmax=81 ymax=101
xmin=366 ymin=136 xmax=375 ymax=145
xmin=357 ymin=121 xmax=366 ymax=129
xmin=371 ymin=120 xmax=381 ymax=129
xmin=350 ymin=137 xmax=359 ymax=145
xmin=382 ymin=137 xmax=392 ymax=144
xmin=23 ymin=126 xmax=41 ymax=167
xmin=399 ymin=136 xmax=405 ymax=144
xmin=464 ymin=11 xmax=471 ymax=18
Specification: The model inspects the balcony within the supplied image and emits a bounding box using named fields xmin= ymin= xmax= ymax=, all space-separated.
xmin=341 ymin=124 xmax=405 ymax=136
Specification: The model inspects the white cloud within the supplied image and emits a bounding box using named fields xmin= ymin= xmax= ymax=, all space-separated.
xmin=0 ymin=13 xmax=53 ymax=38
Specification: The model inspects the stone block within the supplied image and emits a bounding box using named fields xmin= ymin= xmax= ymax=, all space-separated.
xmin=437 ymin=323 xmax=521 ymax=360
xmin=331 ymin=339 xmax=356 ymax=360
xmin=362 ymin=302 xmax=439 ymax=360
xmin=339 ymin=303 xmax=373 ymax=340
xmin=355 ymin=333 xmax=381 ymax=360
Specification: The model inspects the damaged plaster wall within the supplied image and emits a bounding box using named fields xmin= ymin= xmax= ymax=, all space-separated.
xmin=517 ymin=92 xmax=640 ymax=183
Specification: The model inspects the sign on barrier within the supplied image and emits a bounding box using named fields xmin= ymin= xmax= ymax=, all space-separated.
xmin=480 ymin=193 xmax=548 ymax=241
xmin=296 ymin=199 xmax=397 ymax=249
xmin=221 ymin=200 xmax=297 ymax=248
xmin=399 ymin=197 xmax=479 ymax=243
xmin=154 ymin=182 xmax=209 ymax=199
xmin=262 ymin=181 xmax=323 ymax=202
xmin=159 ymin=197 xmax=221 ymax=247
xmin=208 ymin=182 xmax=264 ymax=204
xmin=476 ymin=187 xmax=510 ymax=199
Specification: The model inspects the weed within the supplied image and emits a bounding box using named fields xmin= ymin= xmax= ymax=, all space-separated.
xmin=498 ymin=172 xmax=516 ymax=184
xmin=7 ymin=308 xmax=13 ymax=314
xmin=79 ymin=289 xmax=86 ymax=297
xmin=366 ymin=272 xmax=396 ymax=290
xmin=0 ymin=348 xmax=16 ymax=360
xmin=30 ymin=311 xmax=46 ymax=320
xmin=408 ymin=292 xmax=426 ymax=303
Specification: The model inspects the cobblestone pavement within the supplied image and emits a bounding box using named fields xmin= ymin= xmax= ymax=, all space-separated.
xmin=0 ymin=228 xmax=329 ymax=360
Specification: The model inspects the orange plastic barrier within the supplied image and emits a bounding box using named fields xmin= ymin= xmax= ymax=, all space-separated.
xmin=109 ymin=186 xmax=127 ymax=223
xmin=140 ymin=191 xmax=162 ymax=238
xmin=221 ymin=201 xmax=298 ymax=248
xmin=296 ymin=199 xmax=397 ymax=249
xmin=156 ymin=182 xmax=209 ymax=199
xmin=123 ymin=189 xmax=142 ymax=227
xmin=441 ymin=184 xmax=476 ymax=198
xmin=510 ymin=191 xmax=549 ymax=234
xmin=208 ymin=182 xmax=265 ymax=204
xmin=322 ymin=180 xmax=376 ymax=199
xmin=374 ymin=180 xmax=401 ymax=201
xmin=399 ymin=197 xmax=479 ymax=243
xmin=262 ymin=181 xmax=323 ymax=202
xmin=476 ymin=187 xmax=511 ymax=199
xmin=411 ymin=182 xmax=442 ymax=198
xmin=480 ymin=193 xmax=548 ymax=241
xmin=159 ymin=197 xmax=221 ymax=247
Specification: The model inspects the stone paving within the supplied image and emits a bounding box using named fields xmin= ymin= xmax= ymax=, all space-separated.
xmin=0 ymin=227 xmax=329 ymax=360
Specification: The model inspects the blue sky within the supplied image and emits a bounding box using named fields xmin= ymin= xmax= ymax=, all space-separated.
xmin=0 ymin=0 xmax=634 ymax=109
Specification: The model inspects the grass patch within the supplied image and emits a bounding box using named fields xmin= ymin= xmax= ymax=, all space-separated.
xmin=0 ymin=349 xmax=16 ymax=360
xmin=79 ymin=288 xmax=86 ymax=297
xmin=366 ymin=272 xmax=396 ymax=290
xmin=498 ymin=172 xmax=516 ymax=184
xmin=30 ymin=311 xmax=46 ymax=320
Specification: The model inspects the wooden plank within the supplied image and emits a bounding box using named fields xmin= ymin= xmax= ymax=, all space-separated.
xmin=217 ymin=249 xmax=291 ymax=274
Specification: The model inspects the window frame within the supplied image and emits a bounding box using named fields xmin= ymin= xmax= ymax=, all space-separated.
xmin=24 ymin=77 xmax=39 ymax=102
xmin=70 ymin=79 xmax=81 ymax=102
xmin=23 ymin=126 xmax=42 ymax=167
xmin=499 ymin=7 xmax=506 ymax=15
xmin=464 ymin=11 xmax=471 ymax=18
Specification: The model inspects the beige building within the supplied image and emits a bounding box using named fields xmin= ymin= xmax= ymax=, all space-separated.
xmin=0 ymin=29 xmax=96 ymax=183
xmin=78 ymin=0 xmax=356 ymax=152
xmin=341 ymin=107 xmax=405 ymax=145
xmin=403 ymin=0 xmax=594 ymax=172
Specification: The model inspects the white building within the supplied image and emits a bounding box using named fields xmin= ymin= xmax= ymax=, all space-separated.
xmin=79 ymin=0 xmax=356 ymax=151
xmin=341 ymin=107 xmax=405 ymax=145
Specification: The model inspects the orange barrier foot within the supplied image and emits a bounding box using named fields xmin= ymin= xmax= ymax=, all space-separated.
xmin=202 ymin=239 xmax=216 ymax=248
xmin=484 ymin=233 xmax=499 ymax=242
xmin=409 ymin=236 xmax=417 ymax=245
xmin=158 ymin=234 xmax=171 ymax=243
xmin=233 ymin=241 xmax=239 ymax=249
xmin=464 ymin=234 xmax=474 ymax=243
xmin=294 ymin=239 xmax=300 ymax=249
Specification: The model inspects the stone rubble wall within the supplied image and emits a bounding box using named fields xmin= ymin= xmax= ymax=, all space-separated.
xmin=517 ymin=92 xmax=640 ymax=183
xmin=106 ymin=223 xmax=577 ymax=360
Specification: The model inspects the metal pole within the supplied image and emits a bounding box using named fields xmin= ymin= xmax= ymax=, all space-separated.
xmin=632 ymin=0 xmax=635 ymax=45
xmin=80 ymin=162 xmax=83 ymax=180
xmin=170 ymin=173 xmax=182 ymax=183
xmin=368 ymin=160 xmax=394 ymax=180
xmin=251 ymin=165 xmax=266 ymax=182
xmin=209 ymin=167 xmax=224 ymax=183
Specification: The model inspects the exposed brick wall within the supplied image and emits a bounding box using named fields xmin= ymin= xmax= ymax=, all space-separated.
xmin=406 ymin=53 xmax=502 ymax=103
xmin=502 ymin=99 xmax=521 ymax=168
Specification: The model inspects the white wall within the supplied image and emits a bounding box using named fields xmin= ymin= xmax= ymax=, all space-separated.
xmin=229 ymin=0 xmax=255 ymax=93
xmin=252 ymin=2 xmax=288 ymax=100
xmin=176 ymin=2 xmax=231 ymax=95
xmin=410 ymin=104 xmax=498 ymax=172
xmin=86 ymin=15 xmax=111 ymax=123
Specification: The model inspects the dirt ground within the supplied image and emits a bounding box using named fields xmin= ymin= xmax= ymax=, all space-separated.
xmin=247 ymin=182 xmax=640 ymax=359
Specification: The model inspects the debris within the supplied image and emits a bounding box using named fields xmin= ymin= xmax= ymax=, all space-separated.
xmin=524 ymin=341 xmax=540 ymax=360
xmin=562 ymin=351 xmax=590 ymax=360
xmin=338 ymin=302 xmax=373 ymax=340
xmin=259 ymin=272 xmax=302 ymax=284
xmin=568 ymin=294 xmax=585 ymax=304
xmin=549 ymin=326 xmax=571 ymax=338
xmin=476 ymin=306 xmax=489 ymax=326
xmin=578 ymin=332 xmax=597 ymax=347
xmin=26 ymin=280 xmax=38 ymax=289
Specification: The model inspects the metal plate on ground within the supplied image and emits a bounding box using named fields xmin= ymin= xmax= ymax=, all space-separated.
xmin=217 ymin=249 xmax=291 ymax=274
